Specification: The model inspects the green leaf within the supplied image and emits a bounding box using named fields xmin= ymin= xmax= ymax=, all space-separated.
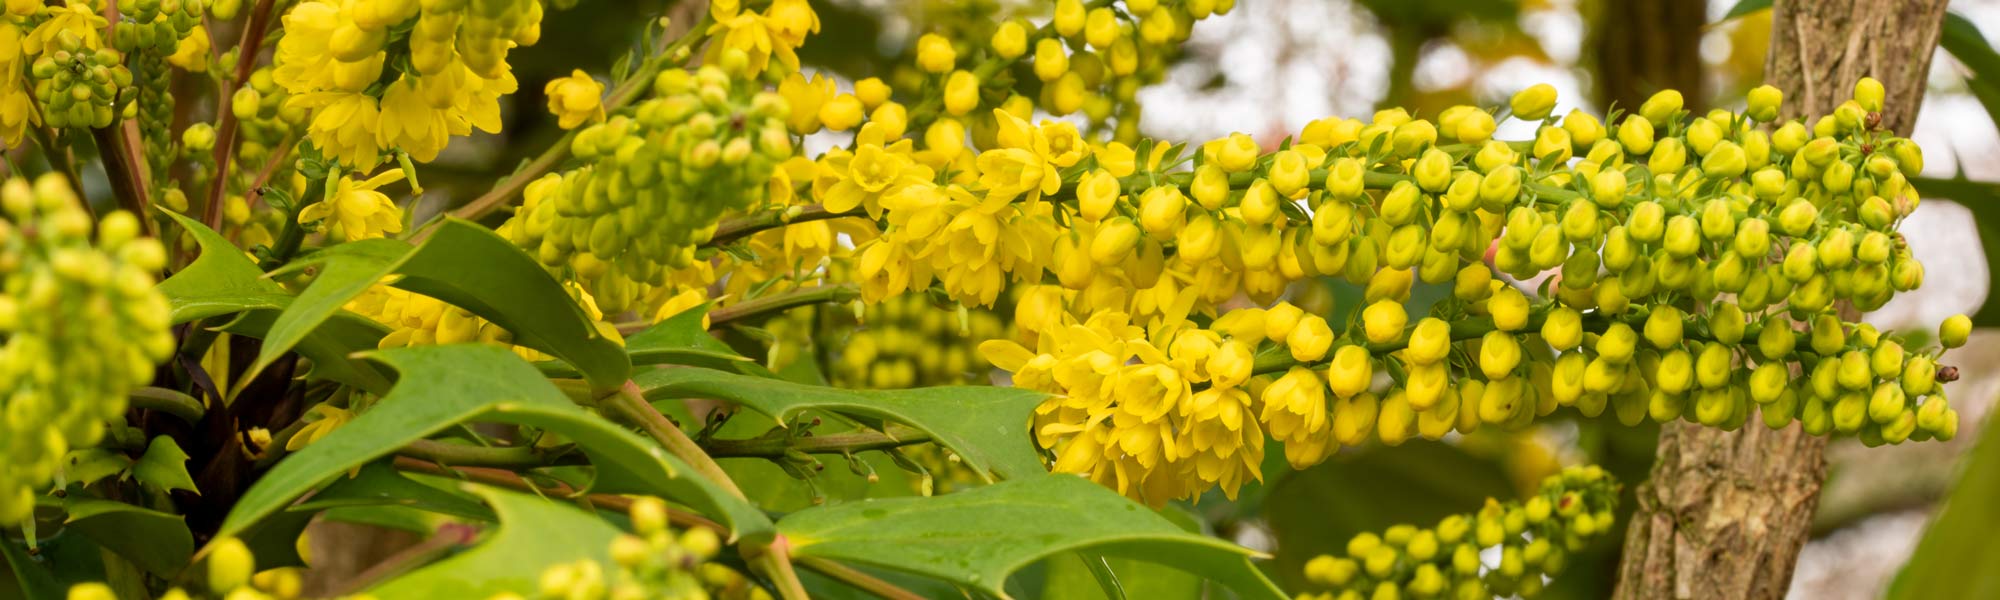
xmin=1042 ymin=504 xmax=1212 ymax=600
xmin=1908 ymin=176 xmax=2000 ymax=326
xmin=251 ymin=219 xmax=631 ymax=391
xmin=1263 ymin=440 xmax=1514 ymax=592
xmin=1887 ymin=418 xmax=2000 ymax=599
xmin=152 ymin=211 xmax=395 ymax=391
xmin=218 ymin=345 xmax=770 ymax=544
xmin=1717 ymin=0 xmax=1770 ymax=22
xmin=216 ymin=309 xmax=393 ymax=393
xmin=634 ymin=366 xmax=1048 ymax=481
xmin=369 ymin=486 xmax=621 ymax=599
xmin=625 ymin=304 xmax=747 ymax=365
xmin=0 ymin=536 xmax=61 ymax=600
xmin=61 ymin=498 xmax=193 ymax=577
xmin=1943 ymin=11 xmax=2000 ymax=125
xmin=61 ymin=450 xmax=132 ymax=488
xmin=155 ymin=210 xmax=291 ymax=324
xmin=132 ymin=436 xmax=198 ymax=495
xmin=291 ymin=461 xmax=494 ymax=523
xmin=777 ymin=474 xmax=1283 ymax=599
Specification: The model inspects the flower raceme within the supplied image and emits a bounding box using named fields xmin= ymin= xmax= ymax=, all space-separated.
xmin=942 ymin=79 xmax=1964 ymax=505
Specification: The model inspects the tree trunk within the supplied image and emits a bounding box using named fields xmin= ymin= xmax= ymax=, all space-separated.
xmin=1612 ymin=1 xmax=1949 ymax=599
xmin=1591 ymin=0 xmax=1705 ymax=113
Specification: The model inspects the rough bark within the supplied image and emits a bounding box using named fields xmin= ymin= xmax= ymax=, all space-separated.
xmin=1591 ymin=0 xmax=1706 ymax=113
xmin=1612 ymin=2 xmax=1949 ymax=599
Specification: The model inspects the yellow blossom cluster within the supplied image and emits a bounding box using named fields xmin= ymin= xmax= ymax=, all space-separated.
xmin=272 ymin=0 xmax=530 ymax=169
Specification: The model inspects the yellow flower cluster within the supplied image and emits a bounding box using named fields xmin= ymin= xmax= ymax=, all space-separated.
xmin=273 ymin=0 xmax=531 ymax=168
xmin=705 ymin=0 xmax=818 ymax=77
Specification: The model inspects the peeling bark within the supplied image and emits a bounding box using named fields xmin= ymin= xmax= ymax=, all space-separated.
xmin=1612 ymin=1 xmax=1949 ymax=598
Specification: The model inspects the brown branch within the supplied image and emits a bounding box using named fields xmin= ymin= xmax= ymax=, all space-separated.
xmin=203 ymin=0 xmax=279 ymax=231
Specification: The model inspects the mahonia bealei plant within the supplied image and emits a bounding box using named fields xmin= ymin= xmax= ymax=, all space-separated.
xmin=0 ymin=0 xmax=1978 ymax=598
xmin=1300 ymin=466 xmax=1620 ymax=599
xmin=0 ymin=175 xmax=171 ymax=524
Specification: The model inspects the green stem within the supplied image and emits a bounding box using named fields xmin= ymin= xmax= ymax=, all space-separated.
xmin=703 ymin=425 xmax=932 ymax=458
xmin=707 ymin=203 xmax=854 ymax=247
xmin=796 ymin=557 xmax=926 ymax=600
xmin=260 ymin=175 xmax=324 ymax=271
xmin=751 ymin=539 xmax=811 ymax=600
xmin=709 ymin=283 xmax=860 ymax=326
xmin=129 ymin=387 xmax=204 ymax=424
xmin=605 ymin=380 xmax=745 ymax=498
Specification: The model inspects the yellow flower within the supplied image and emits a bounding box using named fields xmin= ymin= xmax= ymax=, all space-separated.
xmin=705 ymin=0 xmax=792 ymax=75
xmin=543 ymin=69 xmax=604 ymax=130
xmin=377 ymin=78 xmax=452 ymax=161
xmin=299 ymin=169 xmax=406 ymax=241
xmin=763 ymin=0 xmax=821 ymax=49
xmin=286 ymin=404 xmax=355 ymax=451
xmin=167 ymin=26 xmax=210 ymax=72
xmin=289 ymin=91 xmax=384 ymax=168
xmin=272 ymin=1 xmax=351 ymax=93
xmin=778 ymin=71 xmax=833 ymax=134
xmin=23 ymin=1 xmax=104 ymax=55
xmin=823 ymin=140 xmax=930 ymax=217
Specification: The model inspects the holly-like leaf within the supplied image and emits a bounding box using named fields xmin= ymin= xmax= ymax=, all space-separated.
xmin=152 ymin=211 xmax=394 ymax=391
xmin=61 ymin=498 xmax=193 ymax=577
xmin=250 ymin=219 xmax=631 ymax=391
xmin=132 ymin=436 xmax=198 ymax=495
xmin=218 ymin=345 xmax=769 ymax=545
xmin=61 ymin=449 xmax=133 ymax=488
xmin=154 ymin=210 xmax=291 ymax=324
xmin=624 ymin=306 xmax=747 ymax=366
xmin=290 ymin=461 xmax=493 ymax=523
xmin=777 ymin=474 xmax=1283 ymax=599
xmin=369 ymin=486 xmax=621 ymax=599
xmin=633 ymin=366 xmax=1048 ymax=482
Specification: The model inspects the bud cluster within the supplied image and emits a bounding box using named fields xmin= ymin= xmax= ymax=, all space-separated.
xmin=1301 ymin=466 xmax=1619 ymax=600
xmin=31 ymin=30 xmax=131 ymax=129
xmin=0 ymin=175 xmax=172 ymax=524
xmin=114 ymin=0 xmax=208 ymax=199
xmin=524 ymin=497 xmax=763 ymax=600
xmin=500 ymin=60 xmax=792 ymax=314
xmin=69 ymin=537 xmax=308 ymax=600
xmin=828 ymin=292 xmax=1006 ymax=390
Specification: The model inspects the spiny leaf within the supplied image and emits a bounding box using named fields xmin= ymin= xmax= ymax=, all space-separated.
xmin=132 ymin=436 xmax=198 ymax=495
xmin=777 ymin=474 xmax=1283 ymax=599
xmin=368 ymin=486 xmax=621 ymax=599
xmin=217 ymin=344 xmax=769 ymax=544
xmin=633 ymin=366 xmax=1048 ymax=482
xmin=250 ymin=219 xmax=631 ymax=392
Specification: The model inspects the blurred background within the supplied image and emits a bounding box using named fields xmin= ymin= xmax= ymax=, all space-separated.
xmin=150 ymin=0 xmax=2000 ymax=598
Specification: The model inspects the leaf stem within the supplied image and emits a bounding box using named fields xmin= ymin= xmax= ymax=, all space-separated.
xmin=703 ymin=425 xmax=932 ymax=458
xmin=129 ymin=387 xmax=205 ymax=424
xmin=707 ymin=204 xmax=857 ymax=247
xmin=796 ymin=557 xmax=927 ymax=600
xmin=605 ymin=380 xmax=745 ymax=498
xmin=749 ymin=537 xmax=811 ymax=600
xmin=709 ymin=283 xmax=860 ymax=326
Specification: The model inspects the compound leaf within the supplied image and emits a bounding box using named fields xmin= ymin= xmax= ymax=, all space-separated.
xmin=778 ymin=474 xmax=1282 ymax=599
xmin=633 ymin=366 xmax=1047 ymax=482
